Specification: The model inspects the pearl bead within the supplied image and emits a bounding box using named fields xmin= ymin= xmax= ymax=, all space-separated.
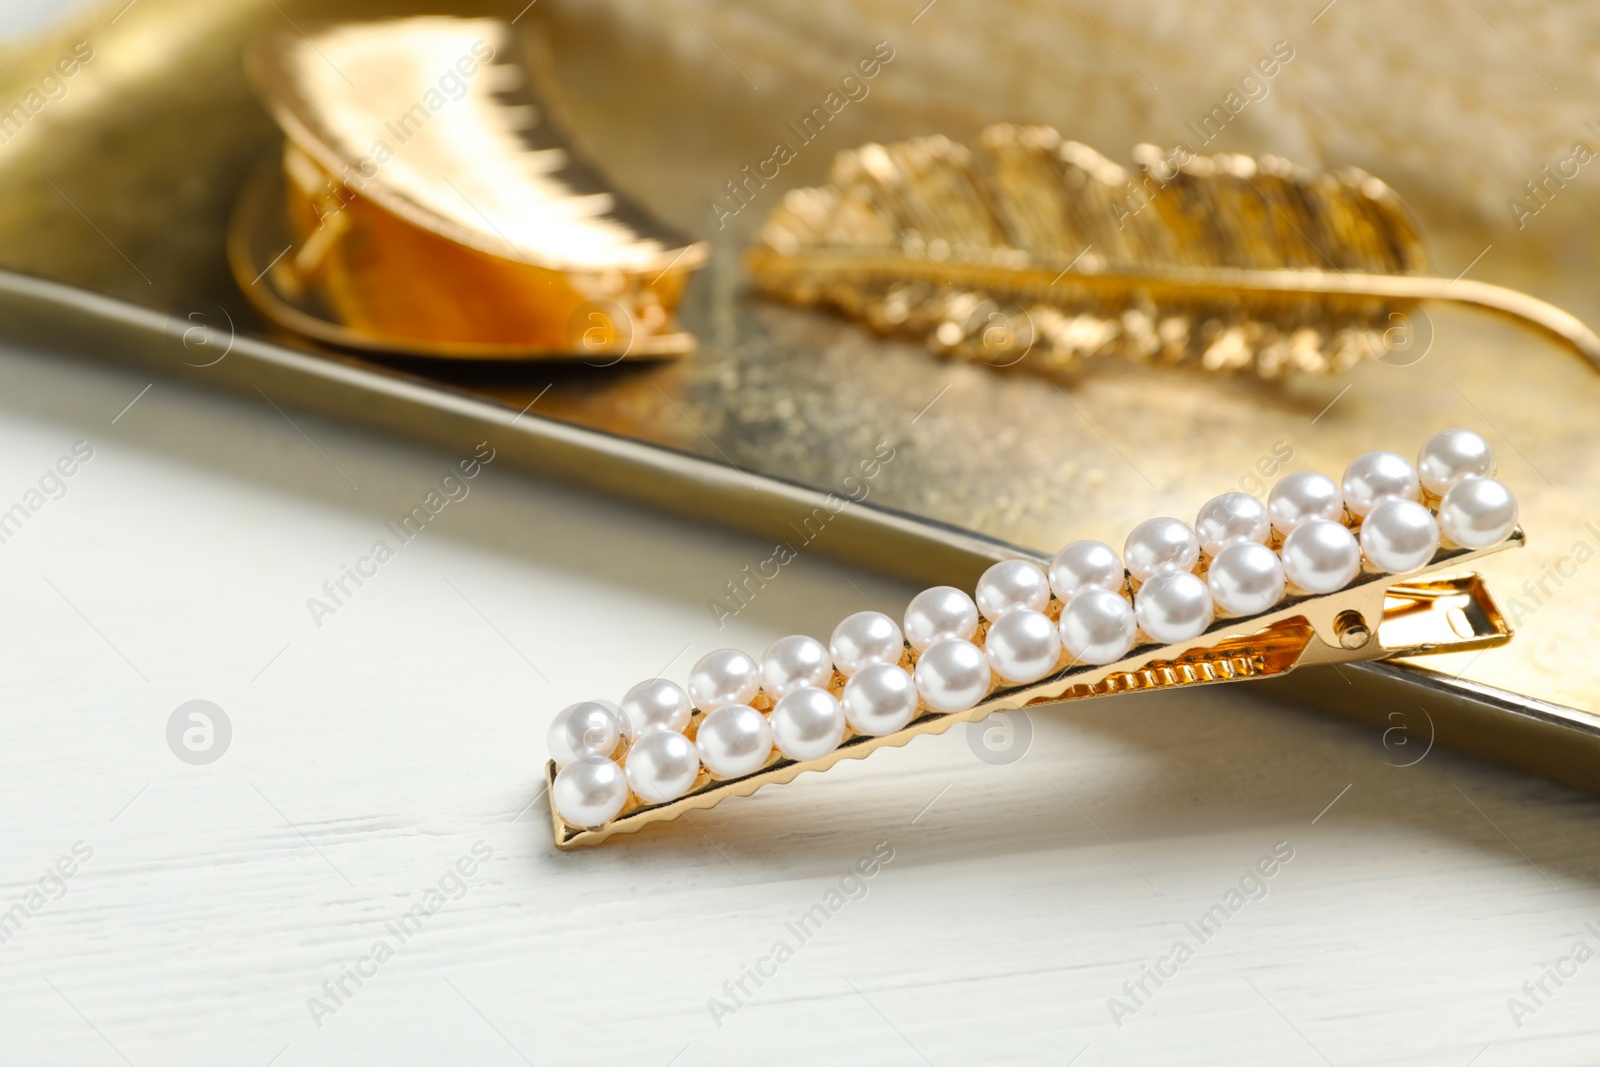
xmin=1123 ymin=518 xmax=1200 ymax=582
xmin=1359 ymin=498 xmax=1440 ymax=573
xmin=841 ymin=663 xmax=918 ymax=736
xmin=1281 ymin=518 xmax=1362 ymax=593
xmin=1439 ymin=477 xmax=1517 ymax=548
xmin=1207 ymin=541 xmax=1286 ymax=616
xmin=914 ymin=638 xmax=992 ymax=712
xmin=1341 ymin=450 xmax=1420 ymax=517
xmin=1049 ymin=540 xmax=1126 ymax=601
xmin=975 ymin=560 xmax=1051 ymax=621
xmin=552 ymin=758 xmax=628 ymax=828
xmin=548 ymin=701 xmax=624 ymax=766
xmin=829 ymin=611 xmax=905 ymax=676
xmin=985 ymin=609 xmax=1062 ymax=684
xmin=624 ymin=729 xmax=700 ymax=803
xmin=695 ymin=704 xmax=773 ymax=778
xmin=619 ymin=679 xmax=693 ymax=737
xmin=1417 ymin=428 xmax=1495 ymax=495
xmin=1058 ymin=587 xmax=1137 ymax=665
xmin=760 ymin=634 xmax=833 ymax=699
xmin=1134 ymin=570 xmax=1214 ymax=642
xmin=770 ymin=687 xmax=846 ymax=761
xmin=686 ymin=649 xmax=760 ymax=710
xmin=1268 ymin=471 xmax=1343 ymax=534
xmin=902 ymin=586 xmax=979 ymax=651
xmin=1194 ymin=492 xmax=1271 ymax=555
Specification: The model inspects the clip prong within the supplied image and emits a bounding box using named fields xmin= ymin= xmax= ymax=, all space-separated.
xmin=544 ymin=432 xmax=1523 ymax=849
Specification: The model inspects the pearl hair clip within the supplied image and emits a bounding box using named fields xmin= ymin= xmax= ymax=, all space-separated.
xmin=545 ymin=429 xmax=1523 ymax=849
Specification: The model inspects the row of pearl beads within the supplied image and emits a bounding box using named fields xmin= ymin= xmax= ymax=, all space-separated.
xmin=555 ymin=431 xmax=1517 ymax=827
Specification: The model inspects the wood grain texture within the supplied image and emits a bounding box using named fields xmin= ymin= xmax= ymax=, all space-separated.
xmin=0 ymin=337 xmax=1598 ymax=1067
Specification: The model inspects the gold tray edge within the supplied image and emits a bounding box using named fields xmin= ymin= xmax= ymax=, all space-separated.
xmin=5 ymin=269 xmax=1598 ymax=796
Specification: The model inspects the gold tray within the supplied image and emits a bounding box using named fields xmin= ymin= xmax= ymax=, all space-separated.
xmin=4 ymin=0 xmax=1598 ymax=793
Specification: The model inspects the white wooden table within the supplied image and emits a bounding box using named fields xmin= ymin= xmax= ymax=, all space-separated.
xmin=1 ymin=327 xmax=1599 ymax=1067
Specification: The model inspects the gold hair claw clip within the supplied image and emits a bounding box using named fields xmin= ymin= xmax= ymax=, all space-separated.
xmin=747 ymin=125 xmax=1600 ymax=377
xmin=545 ymin=429 xmax=1522 ymax=849
xmin=231 ymin=17 xmax=706 ymax=361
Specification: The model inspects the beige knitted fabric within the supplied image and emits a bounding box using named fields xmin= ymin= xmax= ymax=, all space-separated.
xmin=543 ymin=0 xmax=1593 ymax=243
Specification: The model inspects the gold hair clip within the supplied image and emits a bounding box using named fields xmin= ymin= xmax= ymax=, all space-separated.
xmin=746 ymin=125 xmax=1600 ymax=377
xmin=546 ymin=429 xmax=1522 ymax=848
xmin=230 ymin=17 xmax=706 ymax=361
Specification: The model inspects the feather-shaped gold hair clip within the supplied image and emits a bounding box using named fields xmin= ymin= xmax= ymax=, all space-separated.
xmin=231 ymin=17 xmax=707 ymax=361
xmin=747 ymin=125 xmax=1600 ymax=377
